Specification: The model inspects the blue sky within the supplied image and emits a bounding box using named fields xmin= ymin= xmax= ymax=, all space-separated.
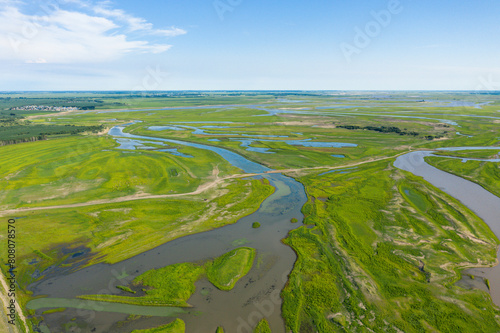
xmin=0 ymin=0 xmax=499 ymax=90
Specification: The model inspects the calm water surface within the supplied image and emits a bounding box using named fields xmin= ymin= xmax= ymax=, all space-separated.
xmin=394 ymin=150 xmax=500 ymax=306
xmin=28 ymin=125 xmax=307 ymax=333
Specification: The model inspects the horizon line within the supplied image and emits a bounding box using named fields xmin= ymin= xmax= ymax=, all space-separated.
xmin=1 ymin=90 xmax=499 ymax=93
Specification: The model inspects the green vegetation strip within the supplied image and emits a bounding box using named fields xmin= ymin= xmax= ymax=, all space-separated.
xmin=131 ymin=318 xmax=185 ymax=333
xmin=206 ymin=247 xmax=256 ymax=291
xmin=41 ymin=308 xmax=65 ymax=315
xmin=282 ymin=160 xmax=500 ymax=332
xmin=426 ymin=156 xmax=500 ymax=198
xmin=253 ymin=319 xmax=271 ymax=333
xmin=117 ymin=285 xmax=136 ymax=294
xmin=80 ymin=263 xmax=203 ymax=307
xmin=79 ymin=248 xmax=256 ymax=306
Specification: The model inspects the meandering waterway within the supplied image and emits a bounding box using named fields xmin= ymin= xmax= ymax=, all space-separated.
xmin=27 ymin=123 xmax=500 ymax=331
xmin=28 ymin=124 xmax=308 ymax=333
xmin=394 ymin=149 xmax=500 ymax=306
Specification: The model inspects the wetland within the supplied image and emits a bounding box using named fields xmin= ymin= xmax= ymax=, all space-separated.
xmin=1 ymin=91 xmax=500 ymax=332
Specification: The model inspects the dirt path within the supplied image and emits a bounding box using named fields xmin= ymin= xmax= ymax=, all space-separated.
xmin=263 ymin=152 xmax=408 ymax=175
xmin=0 ymin=153 xmax=408 ymax=216
xmin=0 ymin=271 xmax=28 ymax=333
xmin=0 ymin=174 xmax=242 ymax=215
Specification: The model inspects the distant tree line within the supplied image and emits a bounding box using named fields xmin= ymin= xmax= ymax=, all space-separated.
xmin=337 ymin=125 xmax=420 ymax=136
xmin=0 ymin=124 xmax=105 ymax=146
xmin=0 ymin=117 xmax=21 ymax=124
xmin=0 ymin=135 xmax=47 ymax=146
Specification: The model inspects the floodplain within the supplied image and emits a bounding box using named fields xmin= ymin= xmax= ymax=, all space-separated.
xmin=1 ymin=91 xmax=500 ymax=332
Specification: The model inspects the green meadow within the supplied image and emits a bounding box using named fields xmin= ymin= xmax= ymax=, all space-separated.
xmin=426 ymin=156 xmax=500 ymax=197
xmin=1 ymin=178 xmax=271 ymax=292
xmin=79 ymin=262 xmax=204 ymax=307
xmin=0 ymin=135 xmax=241 ymax=209
xmin=79 ymin=247 xmax=255 ymax=306
xmin=433 ymin=149 xmax=500 ymax=159
xmin=1 ymin=91 xmax=500 ymax=332
xmin=281 ymin=160 xmax=500 ymax=332
xmin=206 ymin=247 xmax=256 ymax=290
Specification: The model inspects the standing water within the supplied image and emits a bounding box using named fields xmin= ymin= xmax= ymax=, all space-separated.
xmin=28 ymin=124 xmax=308 ymax=333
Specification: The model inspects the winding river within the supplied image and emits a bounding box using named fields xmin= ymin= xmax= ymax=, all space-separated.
xmin=27 ymin=123 xmax=500 ymax=332
xmin=394 ymin=149 xmax=500 ymax=306
xmin=28 ymin=124 xmax=308 ymax=333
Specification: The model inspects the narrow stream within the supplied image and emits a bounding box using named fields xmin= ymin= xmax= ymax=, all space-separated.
xmin=28 ymin=124 xmax=308 ymax=333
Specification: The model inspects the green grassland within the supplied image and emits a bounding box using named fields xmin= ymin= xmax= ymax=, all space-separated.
xmin=0 ymin=177 xmax=271 ymax=288
xmin=124 ymin=109 xmax=438 ymax=169
xmin=23 ymin=92 xmax=498 ymax=161
xmin=206 ymin=247 xmax=256 ymax=290
xmin=433 ymin=149 xmax=500 ymax=159
xmin=0 ymin=106 xmax=274 ymax=323
xmin=31 ymin=93 xmax=487 ymax=172
xmin=0 ymin=91 xmax=276 ymax=111
xmin=79 ymin=247 xmax=255 ymax=306
xmin=131 ymin=318 xmax=185 ymax=333
xmin=426 ymin=156 xmax=500 ymax=197
xmin=0 ymin=135 xmax=241 ymax=209
xmin=2 ymin=91 xmax=500 ymax=332
xmin=104 ymin=95 xmax=499 ymax=171
xmin=80 ymin=263 xmax=204 ymax=307
xmin=281 ymin=160 xmax=500 ymax=332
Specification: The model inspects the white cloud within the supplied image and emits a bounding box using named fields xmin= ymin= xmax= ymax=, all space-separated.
xmin=26 ymin=58 xmax=47 ymax=63
xmin=92 ymin=2 xmax=186 ymax=37
xmin=0 ymin=1 xmax=184 ymax=64
xmin=154 ymin=27 xmax=187 ymax=37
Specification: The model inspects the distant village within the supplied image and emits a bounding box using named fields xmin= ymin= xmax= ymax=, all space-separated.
xmin=10 ymin=105 xmax=81 ymax=111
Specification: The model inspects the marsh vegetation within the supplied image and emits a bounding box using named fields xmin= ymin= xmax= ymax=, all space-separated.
xmin=1 ymin=91 xmax=500 ymax=332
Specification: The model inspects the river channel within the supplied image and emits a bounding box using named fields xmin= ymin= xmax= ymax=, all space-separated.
xmin=394 ymin=149 xmax=500 ymax=307
xmin=27 ymin=124 xmax=500 ymax=331
xmin=28 ymin=124 xmax=308 ymax=333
